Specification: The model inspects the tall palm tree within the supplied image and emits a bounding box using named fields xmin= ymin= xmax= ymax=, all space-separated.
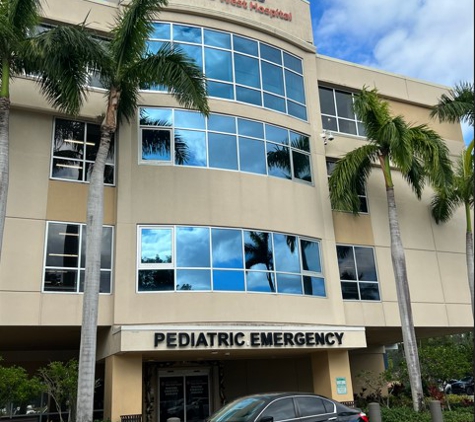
xmin=329 ymin=87 xmax=453 ymax=412
xmin=75 ymin=1 xmax=209 ymax=422
xmin=0 ymin=0 xmax=101 ymax=263
xmin=430 ymin=82 xmax=474 ymax=318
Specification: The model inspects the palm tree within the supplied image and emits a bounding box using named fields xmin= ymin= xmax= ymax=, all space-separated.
xmin=430 ymin=82 xmax=474 ymax=318
xmin=245 ymin=231 xmax=275 ymax=291
xmin=0 ymin=0 xmax=101 ymax=263
xmin=430 ymin=81 xmax=474 ymax=127
xmin=75 ymin=1 xmax=209 ymax=422
xmin=329 ymin=87 xmax=453 ymax=412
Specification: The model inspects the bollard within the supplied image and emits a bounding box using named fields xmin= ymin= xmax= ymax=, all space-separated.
xmin=429 ymin=400 xmax=444 ymax=422
xmin=368 ymin=402 xmax=382 ymax=422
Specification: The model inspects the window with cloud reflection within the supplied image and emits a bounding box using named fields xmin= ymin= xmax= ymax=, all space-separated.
xmin=137 ymin=226 xmax=325 ymax=297
xmin=139 ymin=108 xmax=312 ymax=183
xmin=146 ymin=23 xmax=307 ymax=119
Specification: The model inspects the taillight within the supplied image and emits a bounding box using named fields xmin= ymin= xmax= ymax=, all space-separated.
xmin=358 ymin=412 xmax=369 ymax=422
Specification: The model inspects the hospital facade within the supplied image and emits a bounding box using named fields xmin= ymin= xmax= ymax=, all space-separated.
xmin=0 ymin=0 xmax=472 ymax=421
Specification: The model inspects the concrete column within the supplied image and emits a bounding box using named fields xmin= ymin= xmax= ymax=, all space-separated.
xmin=310 ymin=350 xmax=354 ymax=403
xmin=429 ymin=400 xmax=444 ymax=422
xmin=104 ymin=354 xmax=143 ymax=422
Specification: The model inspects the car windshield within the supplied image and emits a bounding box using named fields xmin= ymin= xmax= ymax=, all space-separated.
xmin=207 ymin=397 xmax=267 ymax=422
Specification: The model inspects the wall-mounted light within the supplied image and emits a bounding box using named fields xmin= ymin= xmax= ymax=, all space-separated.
xmin=320 ymin=130 xmax=335 ymax=145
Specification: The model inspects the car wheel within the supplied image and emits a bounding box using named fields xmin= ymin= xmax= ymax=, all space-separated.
xmin=466 ymin=387 xmax=474 ymax=395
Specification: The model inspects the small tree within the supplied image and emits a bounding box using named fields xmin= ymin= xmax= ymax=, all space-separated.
xmin=0 ymin=361 xmax=42 ymax=417
xmin=38 ymin=359 xmax=79 ymax=422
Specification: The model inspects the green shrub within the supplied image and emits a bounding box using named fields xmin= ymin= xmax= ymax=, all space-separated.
xmin=378 ymin=405 xmax=474 ymax=422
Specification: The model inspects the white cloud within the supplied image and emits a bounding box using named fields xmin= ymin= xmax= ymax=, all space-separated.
xmin=314 ymin=0 xmax=474 ymax=87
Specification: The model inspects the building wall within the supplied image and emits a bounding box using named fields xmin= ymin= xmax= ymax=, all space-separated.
xmin=0 ymin=0 xmax=472 ymax=420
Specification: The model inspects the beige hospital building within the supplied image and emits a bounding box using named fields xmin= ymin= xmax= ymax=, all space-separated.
xmin=1 ymin=0 xmax=472 ymax=421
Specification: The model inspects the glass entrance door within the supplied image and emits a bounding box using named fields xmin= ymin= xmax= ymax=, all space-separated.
xmin=159 ymin=369 xmax=210 ymax=422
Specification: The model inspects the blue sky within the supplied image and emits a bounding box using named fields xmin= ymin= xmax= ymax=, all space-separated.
xmin=310 ymin=0 xmax=474 ymax=143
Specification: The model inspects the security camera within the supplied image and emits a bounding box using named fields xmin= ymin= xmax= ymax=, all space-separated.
xmin=327 ymin=133 xmax=334 ymax=141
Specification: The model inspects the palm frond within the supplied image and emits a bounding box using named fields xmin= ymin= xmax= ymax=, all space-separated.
xmin=400 ymin=155 xmax=426 ymax=199
xmin=111 ymin=0 xmax=168 ymax=71
xmin=409 ymin=124 xmax=453 ymax=190
xmin=5 ymin=0 xmax=40 ymax=34
xmin=353 ymin=87 xmax=393 ymax=145
xmin=24 ymin=24 xmax=107 ymax=115
xmin=129 ymin=43 xmax=209 ymax=115
xmin=329 ymin=143 xmax=379 ymax=214
xmin=430 ymin=81 xmax=474 ymax=126
xmin=430 ymin=188 xmax=461 ymax=224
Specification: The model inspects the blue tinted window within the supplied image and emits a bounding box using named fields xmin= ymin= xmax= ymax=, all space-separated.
xmin=204 ymin=29 xmax=231 ymax=48
xmin=235 ymin=54 xmax=260 ymax=88
xmin=277 ymin=273 xmax=303 ymax=294
xmin=137 ymin=226 xmax=326 ymax=297
xmin=292 ymin=151 xmax=311 ymax=182
xmin=176 ymin=43 xmax=202 ymax=67
xmin=236 ymin=87 xmax=262 ymax=106
xmin=176 ymin=227 xmax=210 ymax=267
xmin=262 ymin=62 xmax=284 ymax=95
xmin=247 ymin=271 xmax=275 ymax=292
xmin=139 ymin=108 xmax=311 ymax=184
xmin=285 ymin=71 xmax=305 ymax=103
xmin=151 ymin=23 xmax=171 ymax=40
xmin=212 ymin=229 xmax=244 ymax=268
xmin=173 ymin=25 xmax=201 ymax=43
xmin=261 ymin=43 xmax=282 ymax=64
xmin=140 ymin=108 xmax=172 ymax=126
xmin=175 ymin=130 xmax=207 ymax=167
xmin=208 ymin=81 xmax=234 ymax=99
xmin=205 ymin=48 xmax=233 ymax=81
xmin=301 ymin=240 xmax=322 ymax=273
xmin=234 ymin=35 xmax=258 ymax=56
xmin=239 ymin=137 xmax=266 ymax=174
xmin=208 ymin=114 xmax=236 ymax=133
xmin=273 ymin=234 xmax=300 ymax=273
xmin=208 ymin=133 xmax=238 ymax=170
xmin=265 ymin=124 xmax=288 ymax=145
xmin=146 ymin=26 xmax=306 ymax=119
xmin=237 ymin=119 xmax=264 ymax=138
xmin=267 ymin=143 xmax=291 ymax=179
xmin=213 ymin=270 xmax=245 ymax=291
xmin=177 ymin=269 xmax=211 ymax=291
xmin=303 ymin=276 xmax=326 ymax=296
xmin=141 ymin=228 xmax=172 ymax=264
xmin=290 ymin=132 xmax=310 ymax=152
xmin=175 ymin=110 xmax=205 ymax=129
xmin=142 ymin=129 xmax=171 ymax=161
xmin=264 ymin=93 xmax=286 ymax=113
xmin=288 ymin=101 xmax=308 ymax=120
xmin=244 ymin=231 xmax=273 ymax=271
xmin=283 ymin=52 xmax=302 ymax=73
xmin=146 ymin=41 xmax=165 ymax=54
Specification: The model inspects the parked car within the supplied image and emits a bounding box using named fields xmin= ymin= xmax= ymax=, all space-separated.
xmin=207 ymin=392 xmax=369 ymax=422
xmin=441 ymin=378 xmax=459 ymax=394
xmin=449 ymin=376 xmax=474 ymax=395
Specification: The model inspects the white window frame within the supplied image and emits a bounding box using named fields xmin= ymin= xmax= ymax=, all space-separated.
xmin=43 ymin=221 xmax=114 ymax=294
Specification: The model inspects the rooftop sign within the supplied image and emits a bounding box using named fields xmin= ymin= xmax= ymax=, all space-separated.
xmin=209 ymin=0 xmax=292 ymax=22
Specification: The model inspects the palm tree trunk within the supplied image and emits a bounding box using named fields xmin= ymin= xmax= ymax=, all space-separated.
xmin=465 ymin=202 xmax=474 ymax=318
xmin=0 ymin=97 xmax=10 ymax=264
xmin=386 ymin=185 xmax=425 ymax=411
xmin=76 ymin=125 xmax=112 ymax=422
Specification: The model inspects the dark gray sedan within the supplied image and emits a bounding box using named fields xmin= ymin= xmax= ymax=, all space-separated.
xmin=207 ymin=392 xmax=368 ymax=422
